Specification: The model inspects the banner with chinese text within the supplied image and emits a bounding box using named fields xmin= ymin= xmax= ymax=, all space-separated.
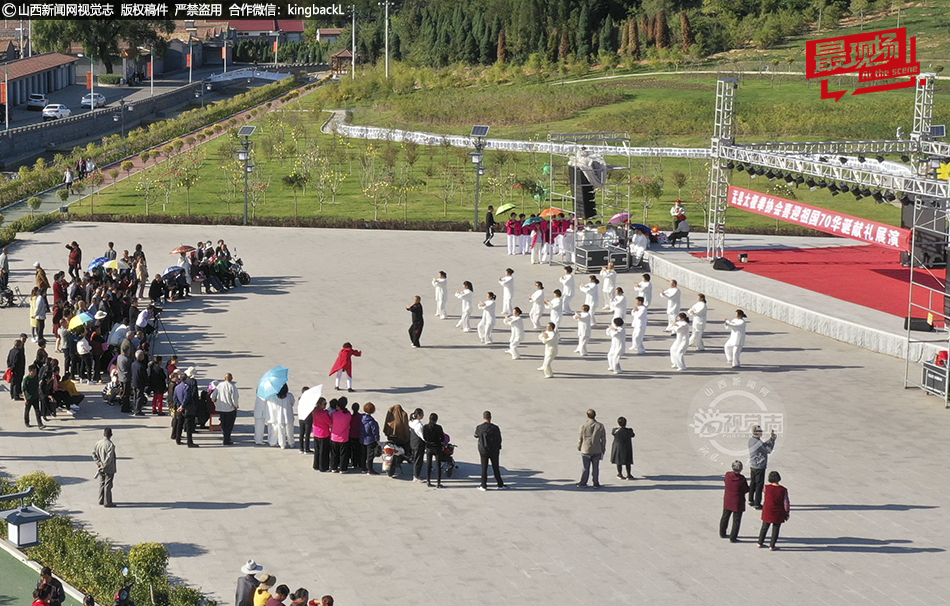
xmin=728 ymin=186 xmax=911 ymax=252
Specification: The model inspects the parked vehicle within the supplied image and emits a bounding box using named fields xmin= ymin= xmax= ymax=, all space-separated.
xmin=81 ymin=92 xmax=106 ymax=108
xmin=42 ymin=104 xmax=71 ymax=120
xmin=27 ymin=93 xmax=48 ymax=110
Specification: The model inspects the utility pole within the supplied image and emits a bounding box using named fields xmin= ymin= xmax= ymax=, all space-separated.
xmin=351 ymin=5 xmax=356 ymax=79
xmin=378 ymin=1 xmax=392 ymax=78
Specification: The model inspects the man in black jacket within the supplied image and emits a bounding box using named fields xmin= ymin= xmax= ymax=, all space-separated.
xmin=7 ymin=337 xmax=26 ymax=400
xmin=174 ymin=367 xmax=200 ymax=447
xmin=474 ymin=411 xmax=507 ymax=491
xmin=116 ymin=343 xmax=132 ymax=413
xmin=130 ymin=350 xmax=149 ymax=417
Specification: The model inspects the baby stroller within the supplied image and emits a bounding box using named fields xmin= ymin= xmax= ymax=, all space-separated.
xmin=441 ymin=434 xmax=457 ymax=478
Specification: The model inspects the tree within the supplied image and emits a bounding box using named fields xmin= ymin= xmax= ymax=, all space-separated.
xmin=672 ymin=171 xmax=688 ymax=196
xmin=558 ymin=29 xmax=570 ymax=62
xmin=642 ymin=14 xmax=653 ymax=46
xmin=630 ymin=176 xmax=663 ymax=222
xmin=176 ymin=150 xmax=202 ymax=215
xmin=680 ymin=12 xmax=694 ymax=53
xmin=87 ymin=171 xmax=104 ymax=215
xmin=655 ymin=10 xmax=671 ymax=50
xmin=121 ymin=160 xmax=134 ymax=179
xmin=32 ymin=20 xmax=174 ymax=74
xmin=629 ymin=19 xmax=641 ymax=61
xmin=281 ymin=170 xmax=310 ymax=222
xmin=140 ymin=150 xmax=151 ymax=165
xmin=108 ymin=168 xmax=119 ymax=185
xmin=576 ymin=3 xmax=592 ymax=60
xmin=497 ymin=29 xmax=507 ymax=65
xmin=29 ymin=196 xmax=43 ymax=215
xmin=851 ymin=0 xmax=870 ymax=30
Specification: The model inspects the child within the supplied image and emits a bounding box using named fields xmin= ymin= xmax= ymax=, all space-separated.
xmin=504 ymin=307 xmax=524 ymax=360
xmin=610 ymin=417 xmax=635 ymax=480
xmin=329 ymin=342 xmax=361 ymax=392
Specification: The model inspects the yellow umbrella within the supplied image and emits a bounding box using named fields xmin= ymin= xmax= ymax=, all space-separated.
xmin=105 ymin=259 xmax=130 ymax=271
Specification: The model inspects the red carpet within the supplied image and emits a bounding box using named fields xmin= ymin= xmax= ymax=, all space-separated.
xmin=693 ymin=246 xmax=945 ymax=319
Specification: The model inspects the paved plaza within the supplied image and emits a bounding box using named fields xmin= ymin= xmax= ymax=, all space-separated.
xmin=1 ymin=222 xmax=949 ymax=605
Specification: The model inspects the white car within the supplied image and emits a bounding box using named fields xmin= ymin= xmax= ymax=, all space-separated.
xmin=80 ymin=93 xmax=106 ymax=108
xmin=27 ymin=93 xmax=48 ymax=110
xmin=42 ymin=104 xmax=71 ymax=120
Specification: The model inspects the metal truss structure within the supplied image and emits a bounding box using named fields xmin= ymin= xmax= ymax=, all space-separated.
xmin=706 ymin=74 xmax=950 ymax=405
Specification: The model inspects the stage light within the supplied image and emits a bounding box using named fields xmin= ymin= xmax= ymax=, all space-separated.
xmin=818 ymin=180 xmax=828 ymax=189
xmin=807 ymin=178 xmax=818 ymax=190
xmin=876 ymin=155 xmax=885 ymax=163
xmin=766 ymin=170 xmax=776 ymax=181
xmin=839 ymin=157 xmax=848 ymax=164
xmin=861 ymin=188 xmax=872 ymax=197
xmin=755 ymin=167 xmax=765 ymax=176
xmin=819 ymin=156 xmax=828 ymax=163
xmin=901 ymin=155 xmax=911 ymax=163
xmin=746 ymin=166 xmax=756 ymax=176
xmin=857 ymin=155 xmax=866 ymax=163
xmin=853 ymin=191 xmax=864 ymax=200
xmin=726 ymin=162 xmax=735 ymax=170
xmin=736 ymin=164 xmax=745 ymax=172
xmin=784 ymin=174 xmax=795 ymax=184
xmin=840 ymin=183 xmax=850 ymax=193
xmin=899 ymin=194 xmax=912 ymax=205
xmin=828 ymin=183 xmax=839 ymax=194
xmin=794 ymin=176 xmax=805 ymax=184
xmin=884 ymin=192 xmax=897 ymax=202
xmin=872 ymin=191 xmax=885 ymax=203
xmin=831 ymin=189 xmax=840 ymax=196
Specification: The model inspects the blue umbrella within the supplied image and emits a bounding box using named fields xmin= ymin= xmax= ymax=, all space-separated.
xmin=163 ymin=266 xmax=183 ymax=278
xmin=523 ymin=216 xmax=543 ymax=227
xmin=257 ymin=366 xmax=289 ymax=400
xmin=87 ymin=256 xmax=109 ymax=271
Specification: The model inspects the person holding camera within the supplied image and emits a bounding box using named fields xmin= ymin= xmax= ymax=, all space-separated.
xmin=748 ymin=425 xmax=776 ymax=510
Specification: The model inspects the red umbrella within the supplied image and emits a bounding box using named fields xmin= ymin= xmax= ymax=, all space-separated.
xmin=170 ymin=245 xmax=196 ymax=255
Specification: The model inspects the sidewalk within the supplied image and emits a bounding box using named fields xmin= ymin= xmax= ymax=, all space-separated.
xmin=1 ymin=72 xmax=324 ymax=225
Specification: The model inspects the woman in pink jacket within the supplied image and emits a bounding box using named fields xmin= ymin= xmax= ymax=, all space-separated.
xmin=311 ymin=398 xmax=331 ymax=472
xmin=329 ymin=398 xmax=352 ymax=473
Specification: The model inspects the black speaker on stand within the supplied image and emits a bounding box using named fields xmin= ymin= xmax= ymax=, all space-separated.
xmin=569 ymin=166 xmax=596 ymax=219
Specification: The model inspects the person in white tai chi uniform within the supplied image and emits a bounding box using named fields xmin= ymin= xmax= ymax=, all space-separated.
xmin=528 ymin=281 xmax=545 ymax=329
xmin=559 ymin=266 xmax=576 ymax=314
xmin=498 ymin=268 xmax=515 ymax=316
xmin=628 ymin=296 xmax=648 ymax=354
xmin=580 ymin=275 xmax=600 ymax=326
xmin=670 ymin=312 xmax=690 ymax=371
xmin=545 ymin=289 xmax=564 ymax=329
xmin=660 ymin=279 xmax=682 ymax=330
xmin=609 ymin=287 xmax=627 ymax=321
xmin=455 ymin=281 xmax=474 ymax=332
xmin=504 ymin=307 xmax=525 ymax=360
xmin=432 ymin=271 xmax=448 ymax=319
xmin=538 ymin=322 xmax=559 ymax=378
xmin=724 ymin=309 xmax=748 ymax=368
xmin=606 ymin=317 xmax=626 ymax=374
xmin=477 ymin=292 xmax=497 ymax=344
xmin=687 ymin=293 xmax=708 ymax=351
xmin=573 ymin=304 xmax=593 ymax=356
xmin=599 ymin=263 xmax=617 ymax=310
xmin=636 ymin=274 xmax=653 ymax=309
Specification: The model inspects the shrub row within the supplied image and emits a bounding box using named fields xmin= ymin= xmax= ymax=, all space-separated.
xmin=68 ymin=213 xmax=476 ymax=232
xmin=0 ymin=76 xmax=303 ymax=211
xmin=0 ymin=472 xmax=210 ymax=606
xmin=0 ymin=213 xmax=61 ymax=248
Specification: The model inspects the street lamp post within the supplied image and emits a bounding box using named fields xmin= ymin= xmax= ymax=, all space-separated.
xmin=186 ymin=27 xmax=198 ymax=84
xmin=236 ymin=126 xmax=257 ymax=226
xmin=351 ymin=5 xmax=357 ymax=79
xmin=469 ymin=125 xmax=490 ymax=232
xmin=378 ymin=1 xmax=392 ymax=78
xmin=79 ymin=53 xmax=95 ymax=109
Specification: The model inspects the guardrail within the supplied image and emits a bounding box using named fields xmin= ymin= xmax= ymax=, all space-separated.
xmin=330 ymin=115 xmax=709 ymax=159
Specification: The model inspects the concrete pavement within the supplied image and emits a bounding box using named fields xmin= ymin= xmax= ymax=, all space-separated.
xmin=0 ymin=224 xmax=948 ymax=605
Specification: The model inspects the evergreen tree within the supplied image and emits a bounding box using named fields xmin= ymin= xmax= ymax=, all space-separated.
xmin=655 ymin=9 xmax=670 ymax=49
xmin=497 ymin=29 xmax=507 ymax=64
xmin=559 ymin=28 xmax=570 ymax=61
xmin=680 ymin=11 xmax=694 ymax=53
xmin=619 ymin=18 xmax=629 ymax=56
xmin=642 ymin=14 xmax=653 ymax=45
xmin=599 ymin=15 xmax=615 ymax=53
xmin=547 ymin=27 xmax=559 ymax=62
xmin=576 ymin=2 xmax=591 ymax=60
xmin=479 ymin=15 xmax=494 ymax=63
xmin=629 ymin=18 xmax=640 ymax=60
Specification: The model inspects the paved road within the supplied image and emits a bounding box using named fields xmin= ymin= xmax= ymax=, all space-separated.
xmin=0 ymin=225 xmax=948 ymax=605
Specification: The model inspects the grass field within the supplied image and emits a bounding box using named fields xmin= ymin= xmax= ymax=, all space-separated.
xmin=73 ymin=46 xmax=942 ymax=232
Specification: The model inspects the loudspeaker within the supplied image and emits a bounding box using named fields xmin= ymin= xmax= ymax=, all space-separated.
xmin=900 ymin=200 xmax=946 ymax=269
xmin=904 ymin=317 xmax=935 ymax=332
xmin=713 ymin=257 xmax=737 ymax=271
xmin=569 ymin=166 xmax=596 ymax=219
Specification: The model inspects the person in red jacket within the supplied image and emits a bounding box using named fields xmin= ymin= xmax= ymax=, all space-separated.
xmin=329 ymin=342 xmax=361 ymax=392
xmin=720 ymin=460 xmax=750 ymax=543
xmin=758 ymin=471 xmax=790 ymax=550
xmin=65 ymin=242 xmax=82 ymax=281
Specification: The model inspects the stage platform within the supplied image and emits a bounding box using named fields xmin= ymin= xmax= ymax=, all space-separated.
xmin=646 ymin=234 xmax=948 ymax=360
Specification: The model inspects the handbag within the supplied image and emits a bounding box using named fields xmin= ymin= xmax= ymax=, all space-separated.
xmin=3 ymin=368 xmax=12 ymax=383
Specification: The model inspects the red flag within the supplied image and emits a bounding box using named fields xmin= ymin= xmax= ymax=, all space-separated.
xmin=273 ymin=40 xmax=278 ymax=53
xmin=147 ymin=62 xmax=153 ymax=78
xmin=86 ymin=71 xmax=92 ymax=90
xmin=1 ymin=82 xmax=6 ymax=104
xmin=186 ymin=54 xmax=192 ymax=68
xmin=221 ymin=47 xmax=226 ymax=60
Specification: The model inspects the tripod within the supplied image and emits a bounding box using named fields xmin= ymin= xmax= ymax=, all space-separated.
xmin=148 ymin=313 xmax=177 ymax=357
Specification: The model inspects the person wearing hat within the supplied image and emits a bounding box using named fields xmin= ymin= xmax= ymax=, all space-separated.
xmin=34 ymin=262 xmax=50 ymax=291
xmin=235 ymin=560 xmax=263 ymax=606
xmin=720 ymin=460 xmax=750 ymax=542
xmin=173 ymin=367 xmax=200 ymax=447
xmin=253 ymin=574 xmax=276 ymax=606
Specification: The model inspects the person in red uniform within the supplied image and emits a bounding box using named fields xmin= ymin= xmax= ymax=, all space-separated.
xmin=720 ymin=460 xmax=750 ymax=543
xmin=758 ymin=471 xmax=790 ymax=550
xmin=329 ymin=342 xmax=361 ymax=392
